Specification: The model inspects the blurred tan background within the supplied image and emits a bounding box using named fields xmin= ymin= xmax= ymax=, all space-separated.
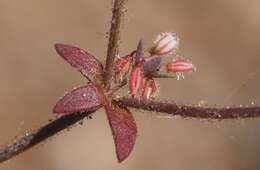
xmin=0 ymin=0 xmax=260 ymax=169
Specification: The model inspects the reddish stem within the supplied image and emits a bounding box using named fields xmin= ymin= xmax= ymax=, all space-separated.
xmin=117 ymin=97 xmax=260 ymax=119
xmin=104 ymin=0 xmax=127 ymax=91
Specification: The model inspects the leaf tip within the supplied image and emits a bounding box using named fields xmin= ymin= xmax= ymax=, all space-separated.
xmin=116 ymin=129 xmax=137 ymax=163
xmin=52 ymin=101 xmax=66 ymax=114
xmin=54 ymin=43 xmax=67 ymax=55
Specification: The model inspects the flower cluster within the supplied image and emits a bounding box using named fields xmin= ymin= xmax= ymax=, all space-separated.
xmin=53 ymin=32 xmax=196 ymax=163
xmin=114 ymin=32 xmax=196 ymax=99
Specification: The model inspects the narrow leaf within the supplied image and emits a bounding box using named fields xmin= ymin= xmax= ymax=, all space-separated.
xmin=55 ymin=44 xmax=103 ymax=84
xmin=104 ymin=103 xmax=137 ymax=162
xmin=53 ymin=84 xmax=104 ymax=114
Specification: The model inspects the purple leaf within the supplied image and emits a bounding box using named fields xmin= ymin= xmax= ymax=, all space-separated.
xmin=135 ymin=40 xmax=143 ymax=65
xmin=104 ymin=103 xmax=137 ymax=162
xmin=55 ymin=44 xmax=103 ymax=84
xmin=142 ymin=57 xmax=162 ymax=77
xmin=53 ymin=84 xmax=104 ymax=114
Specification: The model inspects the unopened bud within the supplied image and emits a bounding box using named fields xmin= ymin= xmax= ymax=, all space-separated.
xmin=142 ymin=79 xmax=157 ymax=99
xmin=166 ymin=59 xmax=195 ymax=73
xmin=150 ymin=32 xmax=179 ymax=56
xmin=129 ymin=66 xmax=144 ymax=97
xmin=114 ymin=55 xmax=132 ymax=74
xmin=114 ymin=54 xmax=133 ymax=82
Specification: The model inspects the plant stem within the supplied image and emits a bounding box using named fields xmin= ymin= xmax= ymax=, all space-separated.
xmin=1 ymin=0 xmax=260 ymax=165
xmin=117 ymin=97 xmax=260 ymax=119
xmin=104 ymin=0 xmax=127 ymax=91
xmin=0 ymin=111 xmax=95 ymax=163
xmin=1 ymin=98 xmax=260 ymax=163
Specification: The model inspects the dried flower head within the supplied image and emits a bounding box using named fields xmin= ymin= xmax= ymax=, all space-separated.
xmin=150 ymin=32 xmax=179 ymax=56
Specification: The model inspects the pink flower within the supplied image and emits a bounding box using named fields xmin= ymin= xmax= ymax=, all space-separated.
xmin=150 ymin=32 xmax=179 ymax=56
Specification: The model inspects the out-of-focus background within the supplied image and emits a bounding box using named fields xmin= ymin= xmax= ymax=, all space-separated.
xmin=0 ymin=0 xmax=260 ymax=169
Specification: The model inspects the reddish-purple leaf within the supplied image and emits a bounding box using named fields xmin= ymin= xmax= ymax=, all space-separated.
xmin=142 ymin=57 xmax=162 ymax=77
xmin=104 ymin=103 xmax=137 ymax=162
xmin=53 ymin=84 xmax=104 ymax=114
xmin=55 ymin=44 xmax=103 ymax=84
xmin=135 ymin=40 xmax=143 ymax=65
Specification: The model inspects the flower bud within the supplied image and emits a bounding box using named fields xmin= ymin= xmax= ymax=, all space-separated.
xmin=166 ymin=59 xmax=195 ymax=73
xmin=114 ymin=55 xmax=132 ymax=74
xmin=142 ymin=79 xmax=157 ymax=99
xmin=114 ymin=54 xmax=133 ymax=82
xmin=150 ymin=32 xmax=179 ymax=56
xmin=129 ymin=66 xmax=144 ymax=97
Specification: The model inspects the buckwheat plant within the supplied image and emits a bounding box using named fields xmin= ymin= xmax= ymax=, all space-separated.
xmin=1 ymin=0 xmax=260 ymax=164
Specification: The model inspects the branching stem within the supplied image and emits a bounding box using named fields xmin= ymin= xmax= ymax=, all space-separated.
xmin=104 ymin=0 xmax=127 ymax=91
xmin=1 ymin=0 xmax=259 ymax=165
xmin=1 ymin=98 xmax=260 ymax=163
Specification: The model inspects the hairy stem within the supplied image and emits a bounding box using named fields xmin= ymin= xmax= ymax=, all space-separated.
xmin=1 ymin=98 xmax=260 ymax=163
xmin=0 ymin=111 xmax=94 ymax=163
xmin=117 ymin=97 xmax=260 ymax=119
xmin=0 ymin=0 xmax=259 ymax=164
xmin=104 ymin=0 xmax=127 ymax=91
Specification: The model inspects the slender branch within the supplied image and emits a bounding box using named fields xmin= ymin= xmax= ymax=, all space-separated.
xmin=104 ymin=0 xmax=127 ymax=91
xmin=117 ymin=97 xmax=260 ymax=119
xmin=0 ymin=111 xmax=95 ymax=163
xmin=1 ymin=98 xmax=260 ymax=164
xmin=0 ymin=0 xmax=259 ymax=163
